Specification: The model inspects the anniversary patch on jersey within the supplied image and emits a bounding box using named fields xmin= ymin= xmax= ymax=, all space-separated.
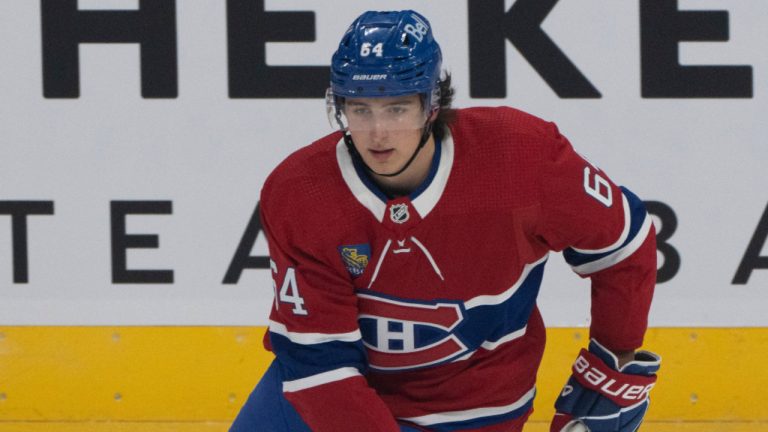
xmin=389 ymin=203 xmax=410 ymax=224
xmin=338 ymin=244 xmax=371 ymax=278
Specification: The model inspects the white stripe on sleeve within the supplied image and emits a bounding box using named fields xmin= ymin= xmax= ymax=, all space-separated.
xmin=282 ymin=367 xmax=361 ymax=393
xmin=571 ymin=215 xmax=653 ymax=275
xmin=269 ymin=320 xmax=361 ymax=345
xmin=399 ymin=387 xmax=536 ymax=426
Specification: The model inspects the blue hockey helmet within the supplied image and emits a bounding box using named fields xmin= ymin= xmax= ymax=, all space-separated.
xmin=329 ymin=10 xmax=442 ymax=110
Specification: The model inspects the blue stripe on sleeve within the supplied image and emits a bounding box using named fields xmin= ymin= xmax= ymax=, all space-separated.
xmin=563 ymin=187 xmax=647 ymax=267
xmin=268 ymin=332 xmax=368 ymax=381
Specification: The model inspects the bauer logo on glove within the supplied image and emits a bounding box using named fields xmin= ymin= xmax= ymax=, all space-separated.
xmin=551 ymin=339 xmax=661 ymax=432
xmin=572 ymin=350 xmax=656 ymax=404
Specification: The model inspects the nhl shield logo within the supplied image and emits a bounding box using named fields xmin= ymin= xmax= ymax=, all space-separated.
xmin=389 ymin=203 xmax=410 ymax=224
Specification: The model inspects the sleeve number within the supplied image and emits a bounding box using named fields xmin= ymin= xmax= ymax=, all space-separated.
xmin=360 ymin=42 xmax=383 ymax=57
xmin=583 ymin=166 xmax=613 ymax=207
xmin=271 ymin=260 xmax=308 ymax=316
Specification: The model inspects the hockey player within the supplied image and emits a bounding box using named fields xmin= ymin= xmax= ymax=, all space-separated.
xmin=231 ymin=9 xmax=660 ymax=432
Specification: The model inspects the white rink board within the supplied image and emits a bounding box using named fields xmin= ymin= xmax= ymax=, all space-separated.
xmin=0 ymin=0 xmax=766 ymax=326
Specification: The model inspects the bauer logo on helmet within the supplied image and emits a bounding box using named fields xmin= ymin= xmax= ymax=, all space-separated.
xmin=352 ymin=74 xmax=388 ymax=81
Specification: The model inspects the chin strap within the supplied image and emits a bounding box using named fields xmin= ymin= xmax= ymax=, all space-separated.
xmin=342 ymin=122 xmax=433 ymax=178
xmin=332 ymin=99 xmax=436 ymax=178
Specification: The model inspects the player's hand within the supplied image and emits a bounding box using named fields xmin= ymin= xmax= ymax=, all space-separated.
xmin=550 ymin=339 xmax=660 ymax=432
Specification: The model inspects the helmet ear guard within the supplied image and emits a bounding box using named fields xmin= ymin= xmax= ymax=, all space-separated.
xmin=424 ymin=84 xmax=441 ymax=118
xmin=325 ymin=88 xmax=345 ymax=131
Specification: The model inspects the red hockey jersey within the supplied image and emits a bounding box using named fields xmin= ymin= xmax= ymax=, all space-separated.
xmin=260 ymin=107 xmax=656 ymax=431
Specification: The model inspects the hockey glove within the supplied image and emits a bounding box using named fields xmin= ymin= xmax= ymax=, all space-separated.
xmin=550 ymin=339 xmax=660 ymax=432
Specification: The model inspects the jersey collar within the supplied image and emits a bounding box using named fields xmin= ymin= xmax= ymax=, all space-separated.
xmin=336 ymin=129 xmax=455 ymax=223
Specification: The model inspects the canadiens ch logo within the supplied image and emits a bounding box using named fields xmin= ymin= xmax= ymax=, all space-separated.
xmin=389 ymin=203 xmax=410 ymax=224
xmin=357 ymin=292 xmax=468 ymax=371
xmin=338 ymin=244 xmax=370 ymax=279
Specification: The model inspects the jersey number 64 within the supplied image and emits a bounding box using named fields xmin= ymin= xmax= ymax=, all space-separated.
xmin=271 ymin=260 xmax=308 ymax=316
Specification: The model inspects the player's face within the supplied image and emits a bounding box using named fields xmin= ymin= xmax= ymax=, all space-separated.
xmin=344 ymin=95 xmax=428 ymax=175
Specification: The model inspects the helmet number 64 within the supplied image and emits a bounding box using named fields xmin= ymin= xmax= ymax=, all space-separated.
xmin=361 ymin=42 xmax=384 ymax=57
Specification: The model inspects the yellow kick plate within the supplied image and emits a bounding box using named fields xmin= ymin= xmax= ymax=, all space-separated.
xmin=1 ymin=327 xmax=766 ymax=422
